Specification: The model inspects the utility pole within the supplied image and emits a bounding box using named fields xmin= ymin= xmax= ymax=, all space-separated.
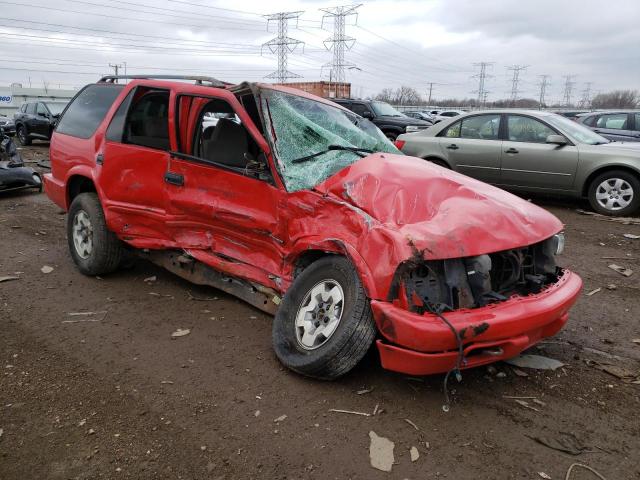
xmin=321 ymin=4 xmax=361 ymax=99
xmin=561 ymin=75 xmax=576 ymax=107
xmin=538 ymin=74 xmax=551 ymax=109
xmin=472 ymin=62 xmax=494 ymax=107
xmin=578 ymin=82 xmax=593 ymax=109
xmin=262 ymin=11 xmax=305 ymax=84
xmin=109 ymin=63 xmax=124 ymax=82
xmin=507 ymin=64 xmax=528 ymax=104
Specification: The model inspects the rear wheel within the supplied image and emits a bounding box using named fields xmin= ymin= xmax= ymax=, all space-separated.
xmin=588 ymin=170 xmax=640 ymax=216
xmin=272 ymin=256 xmax=376 ymax=380
xmin=17 ymin=126 xmax=31 ymax=146
xmin=67 ymin=193 xmax=124 ymax=275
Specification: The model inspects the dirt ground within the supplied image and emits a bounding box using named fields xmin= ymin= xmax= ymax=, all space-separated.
xmin=1 ymin=143 xmax=639 ymax=480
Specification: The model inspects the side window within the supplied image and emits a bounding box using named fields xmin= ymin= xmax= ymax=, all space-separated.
xmin=442 ymin=121 xmax=461 ymax=138
xmin=20 ymin=103 xmax=27 ymax=113
xmin=56 ymin=84 xmax=124 ymax=139
xmin=123 ymin=88 xmax=170 ymax=150
xmin=26 ymin=103 xmax=36 ymax=114
xmin=460 ymin=114 xmax=500 ymax=140
xmin=350 ymin=103 xmax=369 ymax=117
xmin=582 ymin=115 xmax=596 ymax=127
xmin=105 ymin=90 xmax=135 ymax=142
xmin=177 ymin=95 xmax=263 ymax=173
xmin=596 ymin=113 xmax=628 ymax=130
xmin=507 ymin=115 xmax=555 ymax=143
xmin=36 ymin=103 xmax=48 ymax=116
xmin=635 ymin=113 xmax=640 ymax=132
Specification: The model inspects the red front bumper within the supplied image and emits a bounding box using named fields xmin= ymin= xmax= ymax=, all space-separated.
xmin=371 ymin=269 xmax=582 ymax=375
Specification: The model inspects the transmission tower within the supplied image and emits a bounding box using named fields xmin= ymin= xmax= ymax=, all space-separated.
xmin=472 ymin=62 xmax=494 ymax=106
xmin=538 ymin=74 xmax=551 ymax=108
xmin=321 ymin=4 xmax=361 ymax=98
xmin=578 ymin=82 xmax=593 ymax=109
xmin=262 ymin=11 xmax=305 ymax=83
xmin=507 ymin=64 xmax=528 ymax=103
xmin=561 ymin=75 xmax=577 ymax=107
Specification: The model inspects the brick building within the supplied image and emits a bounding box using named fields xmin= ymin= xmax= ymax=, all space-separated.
xmin=278 ymin=81 xmax=351 ymax=99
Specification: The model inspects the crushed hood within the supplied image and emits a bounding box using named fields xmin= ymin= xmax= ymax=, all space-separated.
xmin=316 ymin=153 xmax=563 ymax=259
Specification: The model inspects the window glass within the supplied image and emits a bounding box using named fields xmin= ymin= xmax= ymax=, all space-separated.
xmin=106 ymin=90 xmax=134 ymax=142
xmin=371 ymin=101 xmax=404 ymax=117
xmin=441 ymin=111 xmax=458 ymax=117
xmin=460 ymin=114 xmax=500 ymax=140
xmin=596 ymin=113 xmax=628 ymax=130
xmin=260 ymin=89 xmax=400 ymax=192
xmin=350 ymin=103 xmax=369 ymax=117
xmin=546 ymin=114 xmax=609 ymax=145
xmin=124 ymin=89 xmax=170 ymax=150
xmin=26 ymin=103 xmax=36 ymax=114
xmin=635 ymin=114 xmax=640 ymax=131
xmin=56 ymin=84 xmax=124 ymax=139
xmin=20 ymin=103 xmax=27 ymax=113
xmin=443 ymin=121 xmax=461 ymax=138
xmin=507 ymin=115 xmax=556 ymax=143
xmin=47 ymin=103 xmax=67 ymax=116
xmin=36 ymin=103 xmax=48 ymax=116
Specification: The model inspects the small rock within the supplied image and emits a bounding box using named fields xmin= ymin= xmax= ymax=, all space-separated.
xmin=88 ymin=428 xmax=95 ymax=435
xmin=410 ymin=446 xmax=420 ymax=462
xmin=41 ymin=265 xmax=54 ymax=274
xmin=606 ymin=284 xmax=617 ymax=290
xmin=538 ymin=473 xmax=551 ymax=479
xmin=496 ymin=372 xmax=507 ymax=378
xmin=171 ymin=328 xmax=191 ymax=338
xmin=369 ymin=431 xmax=395 ymax=472
xmin=200 ymin=445 xmax=207 ymax=451
xmin=274 ymin=414 xmax=287 ymax=423
xmin=254 ymin=410 xmax=261 ymax=417
xmin=486 ymin=365 xmax=497 ymax=375
xmin=143 ymin=276 xmax=157 ymax=283
xmin=78 ymin=419 xmax=86 ymax=426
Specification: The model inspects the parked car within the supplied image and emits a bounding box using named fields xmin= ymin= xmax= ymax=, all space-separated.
xmin=332 ymin=99 xmax=431 ymax=140
xmin=396 ymin=110 xmax=640 ymax=216
xmin=433 ymin=109 xmax=466 ymax=123
xmin=13 ymin=101 xmax=68 ymax=145
xmin=44 ymin=77 xmax=581 ymax=380
xmin=554 ymin=111 xmax=586 ymax=121
xmin=0 ymin=125 xmax=42 ymax=193
xmin=0 ymin=114 xmax=15 ymax=135
xmin=575 ymin=111 xmax=640 ymax=143
xmin=404 ymin=111 xmax=434 ymax=124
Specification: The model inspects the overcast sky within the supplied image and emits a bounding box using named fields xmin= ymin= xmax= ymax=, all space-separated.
xmin=1 ymin=0 xmax=638 ymax=103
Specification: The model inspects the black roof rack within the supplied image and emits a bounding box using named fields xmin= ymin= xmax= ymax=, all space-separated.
xmin=98 ymin=75 xmax=228 ymax=87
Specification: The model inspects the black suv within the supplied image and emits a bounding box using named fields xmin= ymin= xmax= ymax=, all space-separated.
xmin=13 ymin=101 xmax=67 ymax=145
xmin=332 ymin=99 xmax=431 ymax=140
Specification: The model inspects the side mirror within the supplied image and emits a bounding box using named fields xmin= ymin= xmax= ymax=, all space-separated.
xmin=546 ymin=134 xmax=568 ymax=145
xmin=38 ymin=112 xmax=48 ymax=118
xmin=362 ymin=111 xmax=373 ymax=119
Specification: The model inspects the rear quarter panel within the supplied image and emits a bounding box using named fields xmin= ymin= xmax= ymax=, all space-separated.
xmin=575 ymin=147 xmax=640 ymax=195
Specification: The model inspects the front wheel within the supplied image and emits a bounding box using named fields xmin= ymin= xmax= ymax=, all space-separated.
xmin=17 ymin=126 xmax=31 ymax=146
xmin=67 ymin=193 xmax=125 ymax=276
xmin=588 ymin=170 xmax=640 ymax=216
xmin=272 ymin=256 xmax=376 ymax=380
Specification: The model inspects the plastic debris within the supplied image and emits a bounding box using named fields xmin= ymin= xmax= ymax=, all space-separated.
xmin=623 ymin=233 xmax=640 ymax=239
xmin=608 ymin=264 xmax=633 ymax=277
xmin=410 ymin=446 xmax=420 ymax=462
xmin=505 ymin=354 xmax=564 ymax=370
xmin=526 ymin=432 xmax=594 ymax=456
xmin=273 ymin=415 xmax=287 ymax=423
xmin=369 ymin=431 xmax=395 ymax=472
xmin=143 ymin=275 xmax=157 ymax=283
xmin=40 ymin=265 xmax=54 ymax=274
xmin=0 ymin=276 xmax=19 ymax=283
xmin=329 ymin=408 xmax=371 ymax=417
xmin=171 ymin=328 xmax=191 ymax=338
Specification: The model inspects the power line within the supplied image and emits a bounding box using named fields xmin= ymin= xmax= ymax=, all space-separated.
xmin=321 ymin=4 xmax=361 ymax=98
xmin=262 ymin=12 xmax=305 ymax=83
xmin=538 ymin=74 xmax=551 ymax=108
xmin=472 ymin=62 xmax=494 ymax=106
xmin=506 ymin=64 xmax=528 ymax=103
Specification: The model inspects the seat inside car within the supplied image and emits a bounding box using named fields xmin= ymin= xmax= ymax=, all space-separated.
xmin=202 ymin=118 xmax=249 ymax=168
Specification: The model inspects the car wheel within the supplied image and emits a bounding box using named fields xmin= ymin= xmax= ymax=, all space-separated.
xmin=588 ymin=170 xmax=640 ymax=216
xmin=67 ymin=193 xmax=124 ymax=276
xmin=272 ymin=256 xmax=376 ymax=380
xmin=17 ymin=126 xmax=31 ymax=146
xmin=384 ymin=131 xmax=398 ymax=141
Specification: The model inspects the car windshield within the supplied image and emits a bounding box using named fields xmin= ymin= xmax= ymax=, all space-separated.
xmin=260 ymin=89 xmax=400 ymax=192
xmin=371 ymin=101 xmax=405 ymax=117
xmin=545 ymin=114 xmax=610 ymax=145
xmin=47 ymin=103 xmax=67 ymax=116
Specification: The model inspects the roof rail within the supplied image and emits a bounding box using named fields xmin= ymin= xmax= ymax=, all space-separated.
xmin=98 ymin=75 xmax=228 ymax=87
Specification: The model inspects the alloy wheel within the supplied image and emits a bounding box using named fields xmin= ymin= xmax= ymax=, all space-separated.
xmin=295 ymin=279 xmax=345 ymax=350
xmin=595 ymin=178 xmax=633 ymax=211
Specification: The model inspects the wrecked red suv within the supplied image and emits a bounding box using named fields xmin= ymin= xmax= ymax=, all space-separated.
xmin=44 ymin=75 xmax=582 ymax=380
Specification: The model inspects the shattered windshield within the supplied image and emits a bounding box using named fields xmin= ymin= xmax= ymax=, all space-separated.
xmin=260 ymin=89 xmax=400 ymax=192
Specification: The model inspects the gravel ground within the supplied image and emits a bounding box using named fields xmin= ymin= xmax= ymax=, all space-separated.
xmin=1 ymin=143 xmax=639 ymax=479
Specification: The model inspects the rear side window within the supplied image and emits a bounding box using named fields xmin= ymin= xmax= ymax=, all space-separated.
xmin=123 ymin=88 xmax=170 ymax=151
xmin=635 ymin=113 xmax=640 ymax=131
xmin=56 ymin=84 xmax=124 ymax=139
xmin=460 ymin=114 xmax=500 ymax=140
xmin=26 ymin=103 xmax=36 ymax=114
xmin=596 ymin=113 xmax=628 ymax=130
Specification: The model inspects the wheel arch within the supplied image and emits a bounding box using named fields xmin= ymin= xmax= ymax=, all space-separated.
xmin=422 ymin=155 xmax=451 ymax=169
xmin=581 ymin=164 xmax=640 ymax=197
xmin=67 ymin=174 xmax=97 ymax=206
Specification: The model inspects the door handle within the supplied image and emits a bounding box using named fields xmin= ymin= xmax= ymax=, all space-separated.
xmin=505 ymin=148 xmax=519 ymax=154
xmin=164 ymin=172 xmax=184 ymax=186
xmin=446 ymin=144 xmax=459 ymax=150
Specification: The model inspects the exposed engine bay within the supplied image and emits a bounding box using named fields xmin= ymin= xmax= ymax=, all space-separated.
xmin=388 ymin=235 xmax=564 ymax=314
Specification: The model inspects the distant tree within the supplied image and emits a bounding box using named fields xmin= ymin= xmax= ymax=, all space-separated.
xmin=374 ymin=88 xmax=395 ymax=103
xmin=374 ymin=86 xmax=423 ymax=105
xmin=591 ymin=90 xmax=639 ymax=109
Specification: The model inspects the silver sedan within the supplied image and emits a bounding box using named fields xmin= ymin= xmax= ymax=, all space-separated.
xmin=396 ymin=110 xmax=640 ymax=216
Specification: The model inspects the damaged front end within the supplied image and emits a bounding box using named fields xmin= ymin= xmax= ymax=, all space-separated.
xmin=389 ymin=234 xmax=565 ymax=313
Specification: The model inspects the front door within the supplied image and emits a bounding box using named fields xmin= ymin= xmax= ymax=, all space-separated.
xmin=99 ymin=86 xmax=173 ymax=244
xmin=164 ymin=91 xmax=286 ymax=287
xmin=438 ymin=114 xmax=502 ymax=183
xmin=34 ymin=103 xmax=51 ymax=138
xmin=499 ymin=114 xmax=579 ymax=191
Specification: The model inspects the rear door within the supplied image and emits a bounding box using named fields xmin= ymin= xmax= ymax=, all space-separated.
xmin=99 ymin=85 xmax=173 ymax=244
xmin=164 ymin=89 xmax=286 ymax=287
xmin=592 ymin=113 xmax=635 ymax=142
xmin=437 ymin=114 xmax=502 ymax=183
xmin=499 ymin=114 xmax=578 ymax=191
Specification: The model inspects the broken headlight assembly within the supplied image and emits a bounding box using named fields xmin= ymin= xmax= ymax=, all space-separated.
xmin=388 ymin=235 xmax=564 ymax=314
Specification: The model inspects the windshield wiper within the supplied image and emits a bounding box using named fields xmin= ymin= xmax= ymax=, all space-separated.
xmin=291 ymin=145 xmax=374 ymax=164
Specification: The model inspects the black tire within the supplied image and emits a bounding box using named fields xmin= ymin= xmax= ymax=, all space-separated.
xmin=272 ymin=256 xmax=376 ymax=380
xmin=67 ymin=193 xmax=124 ymax=276
xmin=384 ymin=131 xmax=398 ymax=141
xmin=17 ymin=125 xmax=31 ymax=146
xmin=587 ymin=170 xmax=640 ymax=217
